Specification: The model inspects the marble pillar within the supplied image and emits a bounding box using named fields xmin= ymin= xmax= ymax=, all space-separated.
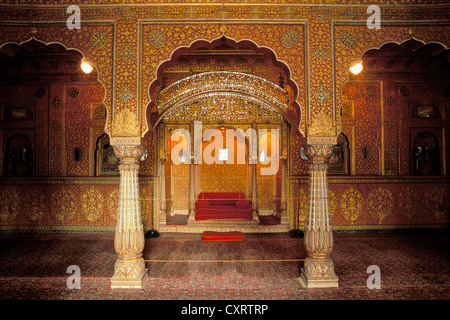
xmin=280 ymin=157 xmax=287 ymax=223
xmin=160 ymin=157 xmax=167 ymax=218
xmin=251 ymin=161 xmax=258 ymax=220
xmin=299 ymin=138 xmax=339 ymax=288
xmin=188 ymin=158 xmax=196 ymax=222
xmin=111 ymin=144 xmax=147 ymax=289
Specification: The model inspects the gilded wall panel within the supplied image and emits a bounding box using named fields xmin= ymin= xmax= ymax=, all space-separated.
xmin=289 ymin=177 xmax=449 ymax=231
xmin=172 ymin=163 xmax=190 ymax=210
xmin=0 ymin=179 xmax=157 ymax=232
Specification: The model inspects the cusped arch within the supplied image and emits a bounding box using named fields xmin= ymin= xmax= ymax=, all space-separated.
xmin=154 ymin=71 xmax=290 ymax=128
xmin=146 ymin=36 xmax=301 ymax=132
xmin=338 ymin=37 xmax=450 ymax=132
xmin=0 ymin=37 xmax=110 ymax=137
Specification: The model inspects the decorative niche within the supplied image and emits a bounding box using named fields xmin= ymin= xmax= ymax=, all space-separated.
xmin=3 ymin=133 xmax=34 ymax=177
xmin=95 ymin=134 xmax=119 ymax=176
xmin=328 ymin=133 xmax=350 ymax=175
xmin=411 ymin=102 xmax=441 ymax=119
xmin=91 ymin=102 xmax=107 ymax=121
xmin=411 ymin=130 xmax=441 ymax=176
xmin=3 ymin=106 xmax=34 ymax=121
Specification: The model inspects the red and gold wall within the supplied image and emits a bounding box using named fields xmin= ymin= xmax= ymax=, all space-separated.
xmin=0 ymin=1 xmax=449 ymax=232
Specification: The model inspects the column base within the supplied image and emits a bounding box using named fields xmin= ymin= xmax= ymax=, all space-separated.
xmin=298 ymin=258 xmax=339 ymax=289
xmin=280 ymin=208 xmax=287 ymax=224
xmin=298 ymin=270 xmax=339 ymax=288
xmin=252 ymin=211 xmax=259 ymax=221
xmin=111 ymin=257 xmax=148 ymax=289
xmin=188 ymin=211 xmax=196 ymax=222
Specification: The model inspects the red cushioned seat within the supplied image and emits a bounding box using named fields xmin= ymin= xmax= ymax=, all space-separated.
xmin=195 ymin=192 xmax=252 ymax=220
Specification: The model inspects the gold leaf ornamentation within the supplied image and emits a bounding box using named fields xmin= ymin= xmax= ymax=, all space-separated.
xmin=367 ymin=187 xmax=393 ymax=223
xmin=329 ymin=189 xmax=336 ymax=218
xmin=24 ymin=190 xmax=45 ymax=223
xmin=112 ymin=109 xmax=140 ymax=137
xmin=425 ymin=187 xmax=448 ymax=220
xmin=340 ymin=187 xmax=364 ymax=224
xmin=0 ymin=190 xmax=19 ymax=223
xmin=298 ymin=187 xmax=308 ymax=223
xmin=108 ymin=187 xmax=119 ymax=220
xmin=80 ymin=186 xmax=103 ymax=222
xmin=398 ymin=186 xmax=415 ymax=221
xmin=307 ymin=113 xmax=336 ymax=137
xmin=51 ymin=189 xmax=76 ymax=222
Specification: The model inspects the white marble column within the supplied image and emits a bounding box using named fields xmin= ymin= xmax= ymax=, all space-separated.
xmin=160 ymin=157 xmax=167 ymax=219
xmin=299 ymin=138 xmax=339 ymax=288
xmin=188 ymin=158 xmax=196 ymax=222
xmin=251 ymin=161 xmax=258 ymax=220
xmin=280 ymin=157 xmax=288 ymax=223
xmin=111 ymin=144 xmax=147 ymax=289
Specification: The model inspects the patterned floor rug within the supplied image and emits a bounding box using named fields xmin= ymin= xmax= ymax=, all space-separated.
xmin=0 ymin=232 xmax=449 ymax=301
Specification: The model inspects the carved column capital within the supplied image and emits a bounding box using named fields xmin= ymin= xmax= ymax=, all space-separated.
xmin=306 ymin=136 xmax=336 ymax=162
xmin=113 ymin=144 xmax=146 ymax=162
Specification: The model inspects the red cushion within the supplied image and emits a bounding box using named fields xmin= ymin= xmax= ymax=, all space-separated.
xmin=202 ymin=231 xmax=245 ymax=241
xmin=198 ymin=192 xmax=245 ymax=205
xmin=195 ymin=207 xmax=252 ymax=220
xmin=236 ymin=200 xmax=250 ymax=208
xmin=195 ymin=200 xmax=209 ymax=208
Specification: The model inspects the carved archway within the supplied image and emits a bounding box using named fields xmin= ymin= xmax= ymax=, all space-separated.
xmin=0 ymin=37 xmax=108 ymax=177
xmin=154 ymin=71 xmax=290 ymax=128
xmin=340 ymin=38 xmax=450 ymax=176
xmin=151 ymin=37 xmax=293 ymax=231
xmin=145 ymin=36 xmax=301 ymax=133
xmin=0 ymin=37 xmax=109 ymax=137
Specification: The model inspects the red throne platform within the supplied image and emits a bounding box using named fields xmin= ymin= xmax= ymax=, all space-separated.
xmin=195 ymin=192 xmax=253 ymax=221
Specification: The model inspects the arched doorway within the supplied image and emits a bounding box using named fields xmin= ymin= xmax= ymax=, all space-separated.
xmin=0 ymin=37 xmax=119 ymax=232
xmin=0 ymin=37 xmax=108 ymax=178
xmin=149 ymin=37 xmax=298 ymax=233
xmin=3 ymin=134 xmax=33 ymax=177
xmin=340 ymin=38 xmax=450 ymax=177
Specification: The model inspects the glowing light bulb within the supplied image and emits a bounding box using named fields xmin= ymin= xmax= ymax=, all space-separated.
xmin=350 ymin=62 xmax=363 ymax=75
xmin=80 ymin=59 xmax=93 ymax=74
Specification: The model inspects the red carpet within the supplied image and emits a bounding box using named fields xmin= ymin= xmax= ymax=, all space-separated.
xmin=0 ymin=232 xmax=449 ymax=300
xmin=201 ymin=231 xmax=245 ymax=241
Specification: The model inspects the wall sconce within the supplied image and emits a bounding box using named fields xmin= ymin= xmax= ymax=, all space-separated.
xmin=349 ymin=61 xmax=363 ymax=75
xmin=80 ymin=58 xmax=94 ymax=74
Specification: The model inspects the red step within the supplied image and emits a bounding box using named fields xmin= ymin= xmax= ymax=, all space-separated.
xmin=201 ymin=231 xmax=245 ymax=241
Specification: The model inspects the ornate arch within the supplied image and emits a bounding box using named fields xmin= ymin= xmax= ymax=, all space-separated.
xmin=338 ymin=37 xmax=450 ymax=134
xmin=0 ymin=37 xmax=109 ymax=137
xmin=153 ymin=71 xmax=290 ymax=129
xmin=145 ymin=36 xmax=301 ymax=133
